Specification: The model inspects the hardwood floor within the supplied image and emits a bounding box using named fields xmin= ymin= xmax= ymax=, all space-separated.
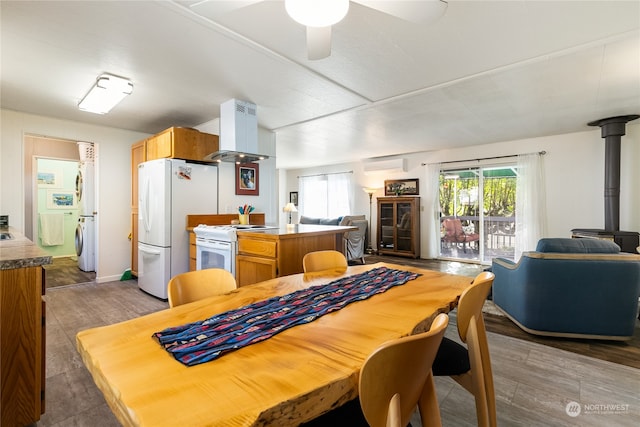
xmin=366 ymin=254 xmax=640 ymax=369
xmin=482 ymin=312 xmax=640 ymax=370
xmin=44 ymin=256 xmax=96 ymax=288
xmin=35 ymin=257 xmax=639 ymax=426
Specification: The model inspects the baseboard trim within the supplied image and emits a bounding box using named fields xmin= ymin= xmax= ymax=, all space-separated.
xmin=96 ymin=274 xmax=122 ymax=283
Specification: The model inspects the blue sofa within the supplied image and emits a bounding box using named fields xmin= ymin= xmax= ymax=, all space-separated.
xmin=492 ymin=238 xmax=640 ymax=340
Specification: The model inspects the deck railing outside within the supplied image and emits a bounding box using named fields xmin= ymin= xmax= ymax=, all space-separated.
xmin=440 ymin=216 xmax=515 ymax=262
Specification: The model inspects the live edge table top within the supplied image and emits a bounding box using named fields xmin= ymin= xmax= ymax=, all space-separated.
xmin=76 ymin=262 xmax=471 ymax=427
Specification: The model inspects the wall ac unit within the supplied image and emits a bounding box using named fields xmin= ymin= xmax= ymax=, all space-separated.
xmin=363 ymin=158 xmax=406 ymax=174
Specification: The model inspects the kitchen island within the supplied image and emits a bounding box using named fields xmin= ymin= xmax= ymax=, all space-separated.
xmin=0 ymin=227 xmax=52 ymax=426
xmin=236 ymin=224 xmax=355 ymax=286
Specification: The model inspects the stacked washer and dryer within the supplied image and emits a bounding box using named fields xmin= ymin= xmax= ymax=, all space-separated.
xmin=75 ymin=142 xmax=95 ymax=272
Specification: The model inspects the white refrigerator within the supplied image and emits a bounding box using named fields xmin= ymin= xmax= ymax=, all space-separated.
xmin=138 ymin=158 xmax=218 ymax=298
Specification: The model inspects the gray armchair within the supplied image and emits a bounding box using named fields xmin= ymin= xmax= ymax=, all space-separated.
xmin=344 ymin=219 xmax=368 ymax=264
xmin=339 ymin=215 xmax=367 ymax=264
xmin=299 ymin=214 xmax=368 ymax=264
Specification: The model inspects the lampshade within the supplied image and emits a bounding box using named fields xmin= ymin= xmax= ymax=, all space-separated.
xmin=285 ymin=0 xmax=349 ymax=27
xmin=283 ymin=202 xmax=298 ymax=213
xmin=363 ymin=187 xmax=379 ymax=195
xmin=79 ymin=73 xmax=133 ymax=114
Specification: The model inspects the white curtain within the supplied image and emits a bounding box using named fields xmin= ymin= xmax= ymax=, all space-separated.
xmin=299 ymin=172 xmax=352 ymax=218
xmin=327 ymin=172 xmax=353 ymax=217
xmin=299 ymin=175 xmax=322 ymax=217
xmin=424 ymin=163 xmax=442 ymax=258
xmin=515 ymin=153 xmax=547 ymax=260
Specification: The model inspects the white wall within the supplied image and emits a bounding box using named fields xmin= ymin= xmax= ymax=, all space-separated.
xmin=284 ymin=123 xmax=640 ymax=260
xmin=1 ymin=109 xmax=149 ymax=282
xmin=195 ymin=119 xmax=278 ymax=225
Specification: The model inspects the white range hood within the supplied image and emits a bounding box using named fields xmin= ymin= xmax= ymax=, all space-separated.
xmin=204 ymin=99 xmax=268 ymax=164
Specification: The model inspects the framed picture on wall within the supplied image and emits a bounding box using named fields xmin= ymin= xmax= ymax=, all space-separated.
xmin=384 ymin=179 xmax=419 ymax=196
xmin=235 ymin=163 xmax=259 ymax=196
xmin=290 ymin=191 xmax=298 ymax=206
xmin=37 ymin=170 xmax=62 ymax=188
xmin=46 ymin=189 xmax=77 ymax=209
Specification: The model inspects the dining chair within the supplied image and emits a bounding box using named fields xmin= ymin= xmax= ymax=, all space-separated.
xmin=432 ymin=271 xmax=496 ymax=427
xmin=302 ymin=250 xmax=348 ymax=273
xmin=359 ymin=312 xmax=450 ymax=427
xmin=167 ymin=268 xmax=237 ymax=308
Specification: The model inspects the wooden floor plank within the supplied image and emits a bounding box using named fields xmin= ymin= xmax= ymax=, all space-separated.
xmin=35 ymin=255 xmax=639 ymax=426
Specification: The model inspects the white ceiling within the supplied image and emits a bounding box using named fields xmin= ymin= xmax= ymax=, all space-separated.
xmin=1 ymin=1 xmax=639 ymax=169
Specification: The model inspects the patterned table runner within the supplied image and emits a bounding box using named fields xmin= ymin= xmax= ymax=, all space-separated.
xmin=153 ymin=266 xmax=420 ymax=366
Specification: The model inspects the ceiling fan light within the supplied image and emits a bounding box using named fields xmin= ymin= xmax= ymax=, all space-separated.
xmin=285 ymin=0 xmax=349 ymax=27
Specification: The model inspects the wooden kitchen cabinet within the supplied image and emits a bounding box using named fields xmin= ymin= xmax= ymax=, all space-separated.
xmin=145 ymin=127 xmax=219 ymax=162
xmin=189 ymin=232 xmax=197 ymax=271
xmin=236 ymin=234 xmax=278 ymax=286
xmin=130 ymin=139 xmax=146 ymax=277
xmin=0 ymin=265 xmax=45 ymax=426
xmin=237 ymin=253 xmax=278 ymax=287
xmin=377 ymin=196 xmax=420 ymax=258
xmin=237 ymin=235 xmax=279 ymax=286
xmin=236 ymin=225 xmax=352 ymax=287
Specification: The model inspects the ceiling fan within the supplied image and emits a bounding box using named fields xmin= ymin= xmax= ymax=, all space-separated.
xmin=189 ymin=0 xmax=448 ymax=60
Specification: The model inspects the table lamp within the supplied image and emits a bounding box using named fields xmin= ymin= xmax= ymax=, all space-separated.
xmin=283 ymin=202 xmax=298 ymax=226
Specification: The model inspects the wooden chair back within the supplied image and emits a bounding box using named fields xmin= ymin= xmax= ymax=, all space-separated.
xmin=359 ymin=313 xmax=449 ymax=427
xmin=453 ymin=271 xmax=497 ymax=427
xmin=302 ymin=250 xmax=348 ymax=273
xmin=167 ymin=268 xmax=237 ymax=308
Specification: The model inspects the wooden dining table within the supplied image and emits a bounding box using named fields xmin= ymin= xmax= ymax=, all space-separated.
xmin=76 ymin=262 xmax=472 ymax=426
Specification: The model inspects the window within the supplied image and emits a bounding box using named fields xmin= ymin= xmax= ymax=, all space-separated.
xmin=299 ymin=172 xmax=352 ymax=218
xmin=439 ymin=166 xmax=517 ymax=263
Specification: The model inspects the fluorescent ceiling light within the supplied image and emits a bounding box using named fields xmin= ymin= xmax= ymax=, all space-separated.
xmin=78 ymin=73 xmax=133 ymax=114
xmin=285 ymin=0 xmax=349 ymax=27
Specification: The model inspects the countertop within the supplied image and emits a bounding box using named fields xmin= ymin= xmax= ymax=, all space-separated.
xmin=0 ymin=227 xmax=52 ymax=270
xmin=236 ymin=224 xmax=356 ymax=240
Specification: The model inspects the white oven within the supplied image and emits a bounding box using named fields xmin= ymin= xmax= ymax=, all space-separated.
xmin=194 ymin=224 xmax=278 ymax=278
xmin=194 ymin=225 xmax=238 ymax=277
xmin=196 ymin=238 xmax=236 ymax=273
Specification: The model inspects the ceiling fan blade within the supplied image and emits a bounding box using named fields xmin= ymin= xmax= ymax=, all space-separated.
xmin=189 ymin=0 xmax=262 ymax=20
xmin=306 ymin=26 xmax=332 ymax=60
xmin=352 ymin=0 xmax=448 ymax=24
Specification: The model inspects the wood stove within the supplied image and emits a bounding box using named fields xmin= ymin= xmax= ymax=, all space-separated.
xmin=571 ymin=115 xmax=639 ymax=253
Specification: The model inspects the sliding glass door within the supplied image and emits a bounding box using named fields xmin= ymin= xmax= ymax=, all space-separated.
xmin=439 ymin=166 xmax=517 ymax=263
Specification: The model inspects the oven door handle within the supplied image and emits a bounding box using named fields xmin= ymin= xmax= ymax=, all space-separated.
xmin=196 ymin=239 xmax=233 ymax=250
